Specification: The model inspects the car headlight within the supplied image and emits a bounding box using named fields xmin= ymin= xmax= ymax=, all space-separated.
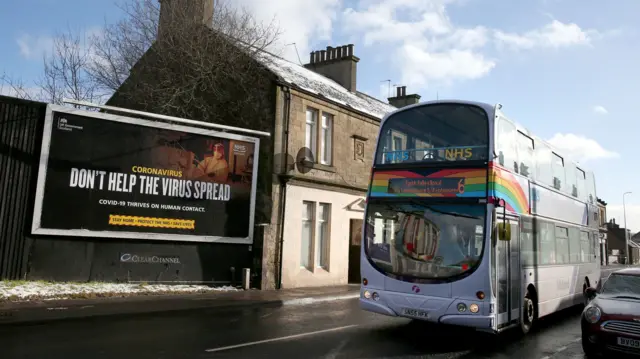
xmin=584 ymin=305 xmax=602 ymax=324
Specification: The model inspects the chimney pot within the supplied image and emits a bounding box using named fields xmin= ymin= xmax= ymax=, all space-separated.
xmin=396 ymin=87 xmax=401 ymax=97
xmin=310 ymin=51 xmax=315 ymax=63
xmin=326 ymin=46 xmax=332 ymax=60
xmin=304 ymin=43 xmax=359 ymax=91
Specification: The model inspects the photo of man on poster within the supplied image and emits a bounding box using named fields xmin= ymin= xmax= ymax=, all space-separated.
xmin=195 ymin=142 xmax=230 ymax=183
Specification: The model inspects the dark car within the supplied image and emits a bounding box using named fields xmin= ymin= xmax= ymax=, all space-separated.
xmin=582 ymin=268 xmax=640 ymax=357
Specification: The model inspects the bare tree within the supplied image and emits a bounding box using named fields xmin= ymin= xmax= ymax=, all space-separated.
xmin=88 ymin=0 xmax=282 ymax=97
xmin=0 ymin=72 xmax=38 ymax=100
xmin=86 ymin=0 xmax=160 ymax=94
xmin=3 ymin=0 xmax=282 ymax=113
xmin=1 ymin=28 xmax=102 ymax=106
xmin=105 ymin=0 xmax=283 ymax=127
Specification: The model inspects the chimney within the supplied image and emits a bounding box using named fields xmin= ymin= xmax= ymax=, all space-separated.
xmin=388 ymin=86 xmax=421 ymax=108
xmin=157 ymin=0 xmax=215 ymax=40
xmin=303 ymin=44 xmax=359 ymax=92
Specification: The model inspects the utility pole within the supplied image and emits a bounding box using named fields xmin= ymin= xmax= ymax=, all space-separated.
xmin=624 ymin=191 xmax=632 ymax=265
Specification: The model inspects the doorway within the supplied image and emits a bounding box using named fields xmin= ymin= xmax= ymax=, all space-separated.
xmin=348 ymin=219 xmax=363 ymax=283
xmin=495 ymin=216 xmax=521 ymax=329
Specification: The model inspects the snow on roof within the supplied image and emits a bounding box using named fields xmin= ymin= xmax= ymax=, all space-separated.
xmin=255 ymin=52 xmax=396 ymax=120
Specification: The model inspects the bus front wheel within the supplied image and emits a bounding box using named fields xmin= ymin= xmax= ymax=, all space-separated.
xmin=520 ymin=292 xmax=536 ymax=335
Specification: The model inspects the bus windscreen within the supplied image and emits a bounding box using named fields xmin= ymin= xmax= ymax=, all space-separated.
xmin=375 ymin=103 xmax=489 ymax=165
xmin=364 ymin=202 xmax=486 ymax=279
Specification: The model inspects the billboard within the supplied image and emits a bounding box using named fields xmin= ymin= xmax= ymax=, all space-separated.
xmin=32 ymin=104 xmax=260 ymax=243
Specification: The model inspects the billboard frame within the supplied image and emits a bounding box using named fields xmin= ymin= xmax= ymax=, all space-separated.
xmin=31 ymin=104 xmax=261 ymax=244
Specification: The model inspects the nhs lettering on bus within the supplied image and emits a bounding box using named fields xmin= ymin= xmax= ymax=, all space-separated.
xmin=385 ymin=151 xmax=409 ymax=163
xmin=445 ymin=148 xmax=472 ymax=160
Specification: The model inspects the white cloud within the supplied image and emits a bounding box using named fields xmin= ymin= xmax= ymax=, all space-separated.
xmin=547 ymin=133 xmax=619 ymax=163
xmin=234 ymin=0 xmax=342 ymax=64
xmin=341 ymin=0 xmax=495 ymax=88
xmin=398 ymin=45 xmax=495 ymax=88
xmin=16 ymin=34 xmax=54 ymax=60
xmin=607 ymin=204 xmax=640 ymax=234
xmin=238 ymin=1 xmax=606 ymax=93
xmin=339 ymin=1 xmax=602 ymax=89
xmin=593 ymin=105 xmax=608 ymax=115
xmin=494 ymin=20 xmax=597 ymax=50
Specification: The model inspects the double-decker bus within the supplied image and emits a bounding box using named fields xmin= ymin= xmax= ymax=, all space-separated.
xmin=360 ymin=100 xmax=601 ymax=334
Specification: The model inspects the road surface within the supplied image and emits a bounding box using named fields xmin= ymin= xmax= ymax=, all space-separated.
xmin=0 ymin=296 xmax=591 ymax=359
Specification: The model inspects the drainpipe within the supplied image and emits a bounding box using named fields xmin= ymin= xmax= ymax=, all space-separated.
xmin=276 ymin=85 xmax=292 ymax=290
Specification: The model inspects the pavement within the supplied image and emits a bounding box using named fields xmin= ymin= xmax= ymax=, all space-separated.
xmin=0 ymin=263 xmax=629 ymax=326
xmin=0 ymin=287 xmax=596 ymax=359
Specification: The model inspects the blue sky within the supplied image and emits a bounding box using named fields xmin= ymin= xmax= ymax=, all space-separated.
xmin=1 ymin=0 xmax=638 ymax=230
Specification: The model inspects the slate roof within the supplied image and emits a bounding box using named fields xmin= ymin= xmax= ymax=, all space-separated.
xmin=254 ymin=51 xmax=396 ymax=120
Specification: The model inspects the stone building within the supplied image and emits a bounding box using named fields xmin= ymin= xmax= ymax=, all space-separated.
xmin=596 ymin=197 xmax=607 ymax=265
xmin=108 ymin=0 xmax=421 ymax=289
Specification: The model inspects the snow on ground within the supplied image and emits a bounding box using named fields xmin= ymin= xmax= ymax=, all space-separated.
xmin=0 ymin=281 xmax=239 ymax=302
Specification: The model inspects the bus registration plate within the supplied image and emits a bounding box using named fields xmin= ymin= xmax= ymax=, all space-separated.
xmin=402 ymin=308 xmax=429 ymax=319
xmin=618 ymin=337 xmax=640 ymax=348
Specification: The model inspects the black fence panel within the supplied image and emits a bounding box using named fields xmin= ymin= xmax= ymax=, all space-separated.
xmin=0 ymin=96 xmax=46 ymax=280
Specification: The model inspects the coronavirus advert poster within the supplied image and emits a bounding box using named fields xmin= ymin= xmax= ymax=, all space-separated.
xmin=31 ymin=105 xmax=260 ymax=244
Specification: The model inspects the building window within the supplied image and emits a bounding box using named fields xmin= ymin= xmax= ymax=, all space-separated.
xmin=301 ymin=201 xmax=314 ymax=269
xmin=316 ymin=203 xmax=331 ymax=268
xmin=305 ymin=106 xmax=334 ymax=165
xmin=305 ymin=108 xmax=318 ymax=161
xmin=599 ymin=207 xmax=606 ymax=227
xmin=320 ymin=113 xmax=333 ymax=165
xmin=301 ymin=201 xmax=332 ymax=270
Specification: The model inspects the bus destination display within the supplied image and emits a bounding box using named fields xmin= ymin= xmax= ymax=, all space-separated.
xmin=388 ymin=178 xmax=465 ymax=195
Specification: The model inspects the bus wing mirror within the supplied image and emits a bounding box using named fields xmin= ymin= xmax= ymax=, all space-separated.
xmin=498 ymin=222 xmax=511 ymax=241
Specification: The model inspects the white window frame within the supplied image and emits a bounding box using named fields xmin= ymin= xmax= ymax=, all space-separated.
xmin=320 ymin=113 xmax=333 ymax=165
xmin=300 ymin=201 xmax=332 ymax=271
xmin=301 ymin=201 xmax=315 ymax=270
xmin=305 ymin=108 xmax=318 ymax=161
xmin=305 ymin=107 xmax=334 ymax=166
xmin=316 ymin=203 xmax=331 ymax=268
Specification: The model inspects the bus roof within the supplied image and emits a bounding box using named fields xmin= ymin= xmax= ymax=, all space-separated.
xmin=379 ymin=98 xmax=595 ymax=179
xmin=380 ymin=99 xmax=495 ymax=126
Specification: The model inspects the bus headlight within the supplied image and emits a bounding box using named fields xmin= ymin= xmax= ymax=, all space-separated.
xmin=372 ymin=292 xmax=380 ymax=301
xmin=364 ymin=290 xmax=372 ymax=299
xmin=457 ymin=303 xmax=467 ymax=312
xmin=584 ymin=306 xmax=601 ymax=323
xmin=469 ymin=304 xmax=479 ymax=313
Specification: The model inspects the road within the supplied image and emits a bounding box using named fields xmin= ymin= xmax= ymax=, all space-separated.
xmin=2 ymin=270 xmax=623 ymax=359
xmin=0 ymin=296 xmax=591 ymax=359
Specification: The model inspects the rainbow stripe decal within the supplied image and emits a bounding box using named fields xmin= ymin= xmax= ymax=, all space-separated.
xmin=488 ymin=165 xmax=530 ymax=214
xmin=370 ymin=168 xmax=487 ymax=197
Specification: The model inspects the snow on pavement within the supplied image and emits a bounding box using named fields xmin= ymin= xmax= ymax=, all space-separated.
xmin=0 ymin=281 xmax=238 ymax=302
